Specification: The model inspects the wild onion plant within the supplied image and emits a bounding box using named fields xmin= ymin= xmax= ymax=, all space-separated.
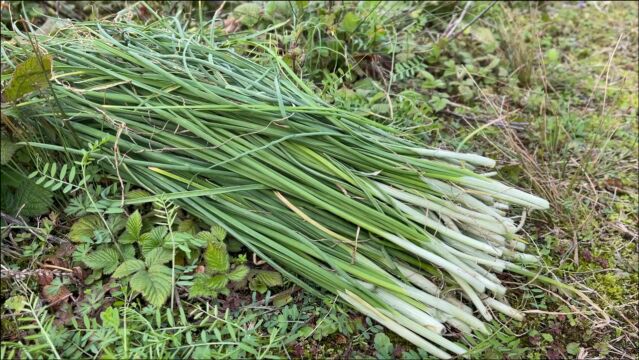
xmin=4 ymin=19 xmax=560 ymax=358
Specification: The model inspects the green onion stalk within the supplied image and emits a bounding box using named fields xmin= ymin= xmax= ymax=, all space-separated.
xmin=3 ymin=19 xmax=561 ymax=358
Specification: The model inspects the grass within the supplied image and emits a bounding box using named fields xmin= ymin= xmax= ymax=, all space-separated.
xmin=0 ymin=1 xmax=637 ymax=359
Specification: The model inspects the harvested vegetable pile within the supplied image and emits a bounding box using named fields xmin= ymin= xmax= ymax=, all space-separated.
xmin=3 ymin=20 xmax=564 ymax=358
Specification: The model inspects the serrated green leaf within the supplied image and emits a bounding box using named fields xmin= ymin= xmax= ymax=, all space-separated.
xmin=126 ymin=210 xmax=143 ymax=241
xmin=2 ymin=175 xmax=53 ymax=217
xmin=112 ymin=259 xmax=145 ymax=278
xmin=0 ymin=137 xmax=18 ymax=165
xmin=374 ymin=333 xmax=392 ymax=356
xmin=255 ymin=270 xmax=282 ymax=287
xmin=205 ymin=241 xmax=229 ymax=273
xmin=100 ymin=306 xmax=120 ymax=330
xmin=178 ymin=219 xmax=197 ymax=235
xmin=145 ymin=247 xmax=173 ymax=266
xmin=69 ymin=215 xmax=103 ymax=243
xmin=130 ymin=265 xmax=172 ymax=307
xmin=208 ymin=274 xmax=229 ymax=290
xmin=227 ymin=265 xmax=249 ymax=282
xmin=233 ymin=3 xmax=262 ymax=27
xmin=250 ymin=270 xmax=282 ymax=293
xmin=195 ymin=231 xmax=216 ymax=243
xmin=125 ymin=189 xmax=150 ymax=200
xmin=210 ymin=225 xmax=227 ymax=241
xmin=118 ymin=231 xmax=136 ymax=244
xmin=121 ymin=244 xmax=136 ymax=260
xmin=84 ymin=247 xmax=119 ymax=274
xmin=189 ymin=274 xmax=217 ymax=299
xmin=249 ymin=278 xmax=267 ymax=294
xmin=340 ymin=12 xmax=359 ymax=33
xmin=4 ymin=295 xmax=27 ymax=313
xmin=140 ymin=227 xmax=168 ymax=254
xmin=566 ymin=342 xmax=580 ymax=355
xmin=3 ymin=54 xmax=53 ymax=102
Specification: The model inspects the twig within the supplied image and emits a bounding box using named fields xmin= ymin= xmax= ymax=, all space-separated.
xmin=449 ymin=1 xmax=498 ymax=39
xmin=444 ymin=1 xmax=473 ymax=38
xmin=1 ymin=212 xmax=70 ymax=245
xmin=0 ymin=267 xmax=73 ymax=281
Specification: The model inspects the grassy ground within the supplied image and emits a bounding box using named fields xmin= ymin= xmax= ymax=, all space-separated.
xmin=1 ymin=1 xmax=637 ymax=359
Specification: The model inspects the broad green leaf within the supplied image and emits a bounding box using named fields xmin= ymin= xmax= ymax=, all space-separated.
xmin=192 ymin=346 xmax=211 ymax=359
xmin=233 ymin=3 xmax=262 ymax=27
xmin=195 ymin=231 xmax=216 ymax=243
xmin=340 ymin=12 xmax=359 ymax=33
xmin=205 ymin=241 xmax=229 ymax=273
xmin=118 ymin=231 xmax=136 ymax=245
xmin=4 ymin=295 xmax=27 ymax=313
xmin=374 ymin=333 xmax=393 ymax=356
xmin=249 ymin=278 xmax=267 ymax=294
xmin=121 ymin=244 xmax=136 ymax=260
xmin=3 ymin=54 xmax=53 ymax=102
xmin=69 ymin=215 xmax=103 ymax=243
xmin=112 ymin=259 xmax=145 ymax=278
xmin=0 ymin=137 xmax=18 ymax=165
xmin=126 ymin=210 xmax=143 ymax=241
xmin=189 ymin=274 xmax=216 ymax=298
xmin=100 ymin=307 xmax=120 ymax=330
xmin=3 ymin=177 xmax=53 ymax=217
xmin=208 ymin=274 xmax=229 ymax=290
xmin=130 ymin=265 xmax=172 ymax=307
xmin=177 ymin=219 xmax=197 ymax=235
xmin=145 ymin=247 xmax=173 ymax=266
xmin=264 ymin=2 xmax=292 ymax=22
xmin=211 ymin=225 xmax=227 ymax=241
xmin=566 ymin=342 xmax=580 ymax=355
xmin=140 ymin=227 xmax=167 ymax=254
xmin=84 ymin=247 xmax=119 ymax=274
xmin=272 ymin=291 xmax=293 ymax=307
xmin=125 ymin=189 xmax=151 ymax=200
xmin=227 ymin=265 xmax=249 ymax=282
xmin=254 ymin=270 xmax=282 ymax=287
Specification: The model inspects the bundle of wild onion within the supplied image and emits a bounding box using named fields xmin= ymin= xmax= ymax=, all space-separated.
xmin=4 ymin=19 xmax=566 ymax=358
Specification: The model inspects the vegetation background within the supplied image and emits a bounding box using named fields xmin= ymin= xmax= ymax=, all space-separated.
xmin=0 ymin=1 xmax=637 ymax=359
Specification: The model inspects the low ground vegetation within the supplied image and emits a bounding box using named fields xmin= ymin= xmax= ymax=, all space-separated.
xmin=1 ymin=1 xmax=637 ymax=359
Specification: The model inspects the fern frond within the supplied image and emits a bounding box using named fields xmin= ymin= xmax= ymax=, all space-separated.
xmin=392 ymin=57 xmax=427 ymax=82
xmin=17 ymin=292 xmax=62 ymax=359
